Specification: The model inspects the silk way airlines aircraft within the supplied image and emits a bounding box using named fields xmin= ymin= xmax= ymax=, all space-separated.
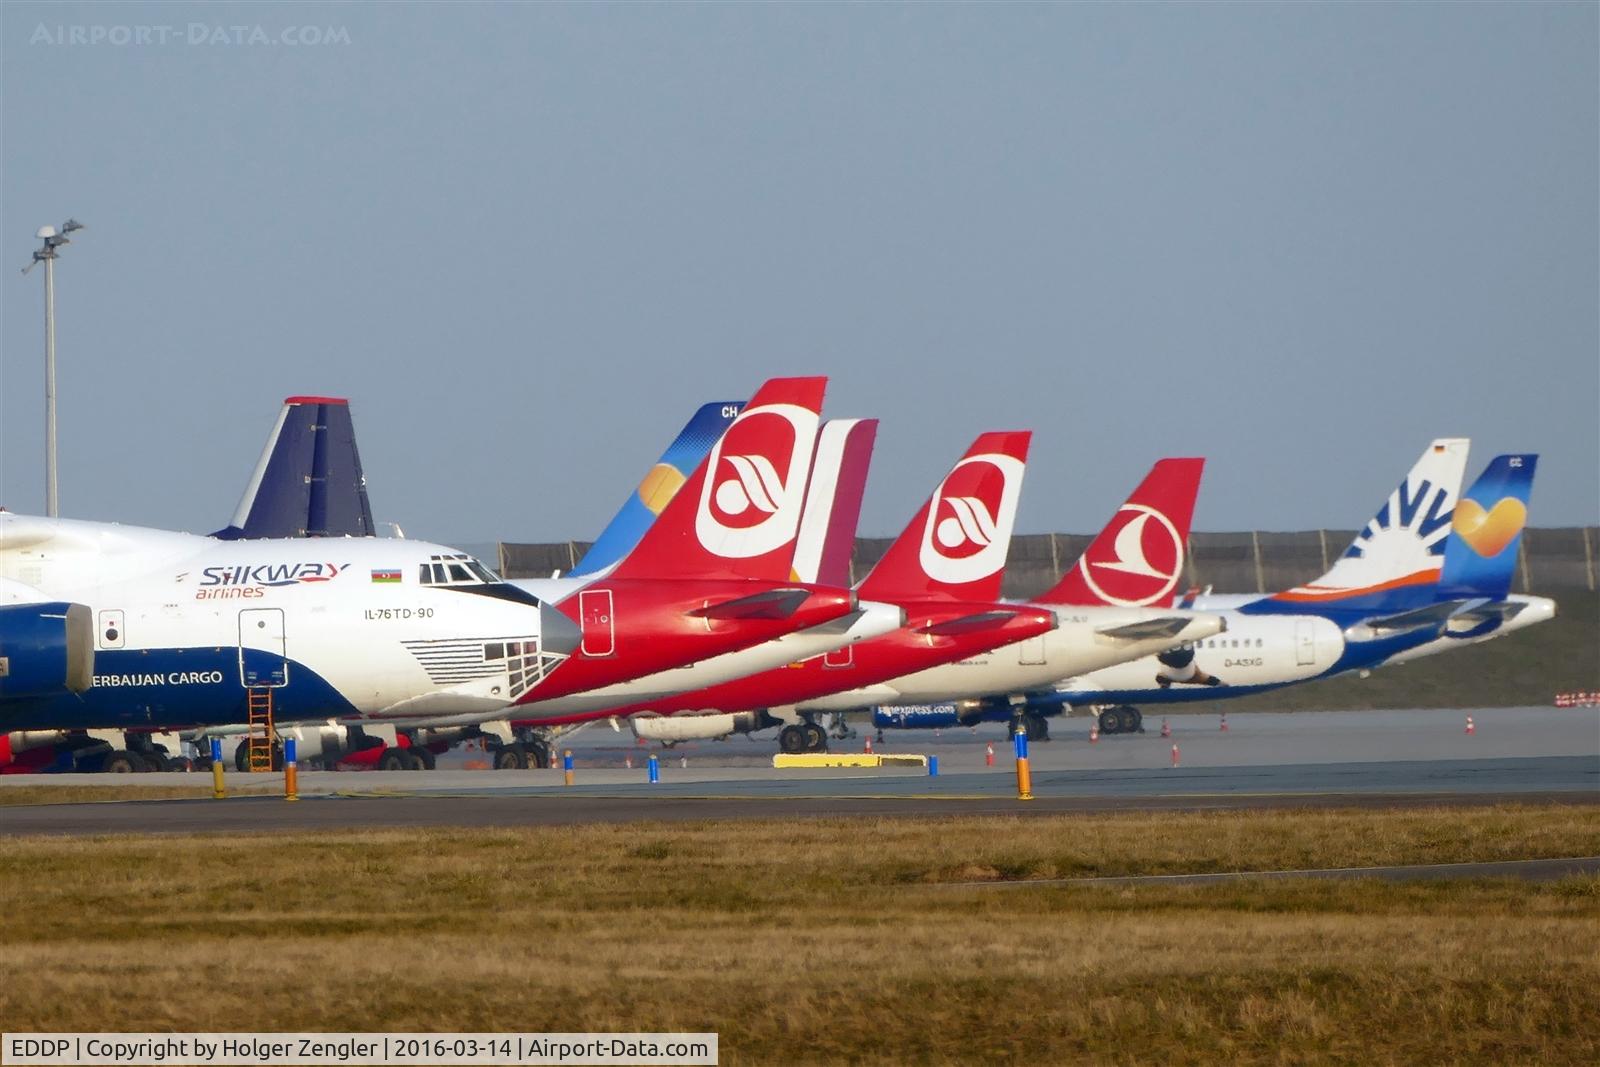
xmin=877 ymin=441 xmax=1555 ymax=738
xmin=495 ymin=453 xmax=1229 ymax=751
xmin=0 ymin=380 xmax=880 ymax=772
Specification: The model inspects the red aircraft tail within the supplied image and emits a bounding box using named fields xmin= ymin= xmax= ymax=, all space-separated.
xmin=609 ymin=377 xmax=826 ymax=581
xmin=1036 ymin=458 xmax=1204 ymax=608
xmin=857 ymin=431 xmax=1031 ymax=603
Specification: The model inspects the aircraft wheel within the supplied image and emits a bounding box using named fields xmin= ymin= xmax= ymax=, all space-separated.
xmin=410 ymin=745 xmax=437 ymax=771
xmin=143 ymin=751 xmax=173 ymax=772
xmin=494 ymin=745 xmax=528 ymax=770
xmin=529 ymin=743 xmax=551 ymax=770
xmin=1119 ymin=707 xmax=1143 ymax=734
xmin=377 ymin=748 xmax=408 ymax=771
xmin=778 ymin=725 xmax=808 ymax=754
xmin=1098 ymin=709 xmax=1122 ymax=735
xmin=802 ymin=722 xmax=827 ymax=752
xmin=102 ymin=750 xmax=146 ymax=774
xmin=1024 ymin=712 xmax=1050 ymax=741
xmin=234 ymin=744 xmax=249 ymax=772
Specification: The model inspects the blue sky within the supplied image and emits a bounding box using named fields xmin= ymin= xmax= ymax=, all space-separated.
xmin=3 ymin=2 xmax=1595 ymax=545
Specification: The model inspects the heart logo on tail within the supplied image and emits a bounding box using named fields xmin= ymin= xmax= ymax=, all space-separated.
xmin=1453 ymin=497 xmax=1527 ymax=558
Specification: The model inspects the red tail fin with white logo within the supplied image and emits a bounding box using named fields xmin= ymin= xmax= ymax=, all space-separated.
xmin=609 ymin=377 xmax=826 ymax=582
xmin=857 ymin=431 xmax=1031 ymax=602
xmin=792 ymin=418 xmax=879 ymax=587
xmin=1037 ymin=458 xmax=1204 ymax=608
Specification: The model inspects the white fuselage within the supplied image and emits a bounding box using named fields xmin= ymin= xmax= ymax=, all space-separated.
xmin=796 ymin=605 xmax=1226 ymax=711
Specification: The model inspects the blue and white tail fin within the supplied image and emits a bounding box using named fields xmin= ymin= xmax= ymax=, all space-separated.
xmin=569 ymin=401 xmax=741 ymax=578
xmin=791 ymin=418 xmax=878 ymax=585
xmin=1261 ymin=438 xmax=1469 ymax=614
xmin=213 ymin=396 xmax=375 ymax=540
xmin=1437 ymin=454 xmax=1536 ymax=602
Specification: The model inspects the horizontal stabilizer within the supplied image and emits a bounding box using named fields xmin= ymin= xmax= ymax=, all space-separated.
xmin=1352 ymin=601 xmax=1466 ymax=634
xmin=1093 ymin=616 xmax=1199 ymax=642
xmin=915 ymin=611 xmax=1031 ymax=637
xmin=688 ymin=587 xmax=815 ymax=621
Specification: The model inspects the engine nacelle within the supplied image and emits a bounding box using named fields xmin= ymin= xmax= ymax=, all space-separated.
xmin=0 ymin=602 xmax=93 ymax=700
xmin=631 ymin=712 xmax=767 ymax=743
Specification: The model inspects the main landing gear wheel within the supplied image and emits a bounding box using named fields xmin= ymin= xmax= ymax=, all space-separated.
xmin=494 ymin=744 xmax=528 ymax=770
xmin=778 ymin=725 xmax=808 ymax=754
xmin=529 ymin=743 xmax=551 ymax=770
xmin=410 ymin=745 xmax=437 ymax=771
xmin=802 ymin=722 xmax=828 ymax=752
xmin=102 ymin=750 xmax=146 ymax=774
xmin=1009 ymin=712 xmax=1049 ymax=741
xmin=377 ymin=748 xmax=408 ymax=771
xmin=1098 ymin=708 xmax=1122 ymax=735
xmin=1119 ymin=706 xmax=1143 ymax=734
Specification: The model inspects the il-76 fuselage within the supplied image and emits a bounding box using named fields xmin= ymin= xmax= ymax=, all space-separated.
xmin=0 ymin=515 xmax=576 ymax=732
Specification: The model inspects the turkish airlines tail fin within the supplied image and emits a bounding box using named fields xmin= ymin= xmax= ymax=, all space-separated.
xmin=792 ymin=418 xmax=878 ymax=586
xmin=1267 ymin=438 xmax=1468 ymax=612
xmin=1436 ymin=453 xmax=1536 ymax=602
xmin=213 ymin=396 xmax=375 ymax=540
xmin=570 ymin=401 xmax=742 ymax=578
xmin=1036 ymin=458 xmax=1204 ymax=608
xmin=857 ymin=432 xmax=1031 ymax=602
xmin=609 ymin=377 xmax=827 ymax=581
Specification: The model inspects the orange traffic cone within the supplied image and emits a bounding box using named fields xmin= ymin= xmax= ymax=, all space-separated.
xmin=1089 ymin=723 xmax=1099 ymax=744
xmin=1219 ymin=713 xmax=1228 ymax=732
xmin=1170 ymin=743 xmax=1180 ymax=768
xmin=985 ymin=743 xmax=995 ymax=767
xmin=625 ymin=756 xmax=633 ymax=770
xmin=1465 ymin=715 xmax=1476 ymax=736
xmin=1160 ymin=718 xmax=1171 ymax=738
xmin=865 ymin=736 xmax=874 ymax=754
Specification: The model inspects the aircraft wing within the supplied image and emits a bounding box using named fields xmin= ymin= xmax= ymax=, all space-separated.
xmin=915 ymin=611 xmax=1030 ymax=637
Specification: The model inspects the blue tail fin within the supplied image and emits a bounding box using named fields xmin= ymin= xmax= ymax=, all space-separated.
xmin=213 ymin=396 xmax=375 ymax=539
xmin=569 ymin=401 xmax=742 ymax=577
xmin=1436 ymin=454 xmax=1537 ymax=601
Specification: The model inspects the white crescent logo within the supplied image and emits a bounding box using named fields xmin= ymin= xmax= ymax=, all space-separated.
xmin=1079 ymin=504 xmax=1183 ymax=606
xmin=918 ymin=453 xmax=1025 ymax=585
xmin=694 ymin=403 xmax=815 ymax=559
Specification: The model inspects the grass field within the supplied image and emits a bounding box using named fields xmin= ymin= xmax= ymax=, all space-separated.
xmin=4 ymin=805 xmax=1598 ymax=1065
xmin=0 ymin=784 xmax=277 ymax=806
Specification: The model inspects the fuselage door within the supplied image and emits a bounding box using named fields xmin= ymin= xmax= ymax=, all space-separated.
xmin=238 ymin=608 xmax=289 ymax=687
xmin=824 ymin=644 xmax=852 ymax=668
xmin=1294 ymin=619 xmax=1316 ymax=666
xmin=1018 ymin=635 xmax=1047 ymax=666
xmin=579 ymin=589 xmax=615 ymax=657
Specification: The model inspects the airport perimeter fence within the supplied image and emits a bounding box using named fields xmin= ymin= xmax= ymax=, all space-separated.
xmin=498 ymin=526 xmax=1599 ymax=599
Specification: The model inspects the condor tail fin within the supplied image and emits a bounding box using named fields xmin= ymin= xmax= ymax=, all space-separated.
xmin=1036 ymin=458 xmax=1204 ymax=607
xmin=857 ymin=432 xmax=1031 ymax=602
xmin=608 ymin=377 xmax=827 ymax=581
xmin=213 ymin=396 xmax=375 ymax=540
xmin=570 ymin=401 xmax=742 ymax=578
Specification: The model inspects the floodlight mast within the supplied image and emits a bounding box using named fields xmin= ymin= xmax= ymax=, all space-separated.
xmin=22 ymin=218 xmax=84 ymax=517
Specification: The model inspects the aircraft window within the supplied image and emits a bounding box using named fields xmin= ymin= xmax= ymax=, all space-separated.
xmin=419 ymin=564 xmax=430 ymax=583
xmin=468 ymin=560 xmax=498 ymax=582
xmin=1256 ymin=638 xmax=1263 ymax=648
xmin=484 ymin=643 xmax=504 ymax=661
xmin=447 ymin=563 xmax=472 ymax=583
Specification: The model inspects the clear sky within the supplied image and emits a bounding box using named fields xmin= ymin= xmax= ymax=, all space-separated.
xmin=3 ymin=2 xmax=1596 ymax=546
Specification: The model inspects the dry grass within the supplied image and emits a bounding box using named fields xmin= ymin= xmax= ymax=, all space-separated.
xmin=0 ymin=784 xmax=276 ymax=806
xmin=3 ymin=805 xmax=1598 ymax=1065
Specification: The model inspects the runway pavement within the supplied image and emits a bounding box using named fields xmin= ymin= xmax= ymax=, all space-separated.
xmin=1 ymin=707 xmax=1594 ymax=837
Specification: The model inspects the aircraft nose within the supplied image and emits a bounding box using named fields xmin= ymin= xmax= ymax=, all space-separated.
xmin=539 ymin=602 xmax=583 ymax=659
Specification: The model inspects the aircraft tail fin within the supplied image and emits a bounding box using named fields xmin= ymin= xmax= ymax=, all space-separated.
xmin=1267 ymin=438 xmax=1469 ymax=612
xmin=213 ymin=396 xmax=375 ymax=540
xmin=1035 ymin=458 xmax=1204 ymax=607
xmin=792 ymin=418 xmax=879 ymax=586
xmin=570 ymin=401 xmax=742 ymax=577
xmin=1436 ymin=454 xmax=1536 ymax=601
xmin=857 ymin=432 xmax=1031 ymax=602
xmin=609 ymin=377 xmax=827 ymax=581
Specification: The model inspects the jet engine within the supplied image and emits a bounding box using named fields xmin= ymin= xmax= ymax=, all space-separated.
xmin=0 ymin=602 xmax=92 ymax=700
xmin=630 ymin=712 xmax=770 ymax=743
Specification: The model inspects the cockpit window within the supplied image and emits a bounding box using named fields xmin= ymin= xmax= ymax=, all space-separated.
xmin=419 ymin=553 xmax=503 ymax=588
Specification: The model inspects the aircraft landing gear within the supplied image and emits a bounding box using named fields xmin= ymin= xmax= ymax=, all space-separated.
xmin=102 ymin=749 xmax=147 ymax=773
xmin=1008 ymin=711 xmax=1050 ymax=742
xmin=1097 ymin=706 xmax=1143 ymax=735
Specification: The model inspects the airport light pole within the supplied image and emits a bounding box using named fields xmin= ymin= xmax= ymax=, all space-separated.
xmin=22 ymin=218 xmax=84 ymax=517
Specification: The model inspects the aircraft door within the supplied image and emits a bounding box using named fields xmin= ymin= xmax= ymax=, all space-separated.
xmin=1295 ymin=620 xmax=1316 ymax=666
xmin=824 ymin=645 xmax=852 ymax=668
xmin=1018 ymin=635 xmax=1046 ymax=666
xmin=579 ymin=590 xmax=615 ymax=657
xmin=238 ymin=608 xmax=289 ymax=687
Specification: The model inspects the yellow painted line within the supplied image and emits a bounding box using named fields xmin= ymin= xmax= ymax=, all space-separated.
xmin=772 ymin=753 xmax=928 ymax=768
